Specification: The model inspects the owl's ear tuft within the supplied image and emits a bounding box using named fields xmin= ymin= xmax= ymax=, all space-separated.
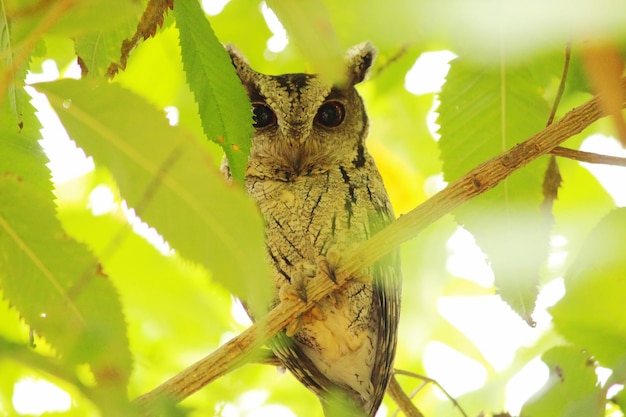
xmin=345 ymin=41 xmax=377 ymax=86
xmin=225 ymin=44 xmax=256 ymax=86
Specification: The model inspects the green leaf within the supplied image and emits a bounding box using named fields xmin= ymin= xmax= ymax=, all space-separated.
xmin=371 ymin=47 xmax=443 ymax=176
xmin=438 ymin=59 xmax=552 ymax=324
xmin=0 ymin=100 xmax=132 ymax=387
xmin=520 ymin=346 xmax=604 ymax=417
xmin=113 ymin=26 xmax=205 ymax=135
xmin=267 ymin=0 xmax=344 ymax=83
xmin=35 ymin=79 xmax=271 ymax=313
xmin=7 ymin=0 xmax=138 ymax=42
xmin=173 ymin=0 xmax=253 ymax=183
xmin=551 ymin=208 xmax=626 ymax=374
xmin=50 ymin=0 xmax=140 ymax=37
xmin=552 ymin=158 xmax=614 ymax=269
xmin=74 ymin=17 xmax=138 ymax=78
xmin=208 ymin=0 xmax=273 ymax=69
xmin=613 ymin=385 xmax=626 ymax=413
xmin=54 ymin=168 xmax=234 ymax=355
xmin=0 ymin=333 xmax=141 ymax=416
xmin=322 ymin=0 xmax=423 ymax=51
xmin=1 ymin=2 xmax=29 ymax=127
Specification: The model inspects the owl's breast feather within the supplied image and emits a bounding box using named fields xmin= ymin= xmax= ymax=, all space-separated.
xmin=248 ymin=170 xmax=381 ymax=408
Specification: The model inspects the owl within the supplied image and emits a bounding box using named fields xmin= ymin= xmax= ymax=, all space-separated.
xmin=226 ymin=42 xmax=402 ymax=417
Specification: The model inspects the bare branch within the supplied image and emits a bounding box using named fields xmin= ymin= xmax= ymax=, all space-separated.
xmin=387 ymin=375 xmax=425 ymax=417
xmin=394 ymin=369 xmax=468 ymax=417
xmin=541 ymin=42 xmax=570 ymax=228
xmin=373 ymin=44 xmax=410 ymax=77
xmin=134 ymin=79 xmax=626 ymax=413
xmin=545 ymin=40 xmax=571 ymax=127
xmin=550 ymin=146 xmax=626 ymax=167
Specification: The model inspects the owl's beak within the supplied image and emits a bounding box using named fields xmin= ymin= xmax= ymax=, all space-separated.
xmin=279 ymin=122 xmax=311 ymax=176
xmin=284 ymin=147 xmax=305 ymax=176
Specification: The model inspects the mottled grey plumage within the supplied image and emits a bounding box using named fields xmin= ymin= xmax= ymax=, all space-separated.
xmin=226 ymin=43 xmax=401 ymax=416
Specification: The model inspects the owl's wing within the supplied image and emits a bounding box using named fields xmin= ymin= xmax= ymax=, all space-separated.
xmin=271 ymin=198 xmax=401 ymax=417
xmin=368 ymin=251 xmax=402 ymax=414
xmin=366 ymin=199 xmax=402 ymax=416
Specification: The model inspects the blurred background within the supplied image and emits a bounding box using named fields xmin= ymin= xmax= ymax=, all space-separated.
xmin=3 ymin=0 xmax=626 ymax=416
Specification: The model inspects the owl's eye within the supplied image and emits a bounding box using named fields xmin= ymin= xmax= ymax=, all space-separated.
xmin=315 ymin=101 xmax=345 ymax=128
xmin=252 ymin=103 xmax=276 ymax=128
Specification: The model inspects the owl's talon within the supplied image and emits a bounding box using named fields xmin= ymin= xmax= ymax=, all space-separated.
xmin=317 ymin=252 xmax=339 ymax=284
xmin=295 ymin=284 xmax=308 ymax=303
xmin=284 ymin=301 xmax=327 ymax=337
xmin=279 ymin=281 xmax=306 ymax=336
xmin=279 ymin=260 xmax=317 ymax=304
xmin=292 ymin=273 xmax=309 ymax=303
xmin=323 ymin=264 xmax=338 ymax=284
xmin=279 ymin=278 xmax=307 ymax=304
xmin=350 ymin=272 xmax=372 ymax=284
xmin=285 ymin=315 xmax=302 ymax=337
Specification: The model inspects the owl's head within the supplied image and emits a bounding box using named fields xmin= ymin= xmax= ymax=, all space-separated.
xmin=227 ymin=43 xmax=377 ymax=181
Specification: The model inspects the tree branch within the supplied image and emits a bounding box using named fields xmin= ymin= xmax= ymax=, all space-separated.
xmin=393 ymin=369 xmax=468 ymax=417
xmin=550 ymin=146 xmax=626 ymax=167
xmin=387 ymin=374 xmax=425 ymax=417
xmin=545 ymin=40 xmax=571 ymax=128
xmin=134 ymin=79 xmax=626 ymax=413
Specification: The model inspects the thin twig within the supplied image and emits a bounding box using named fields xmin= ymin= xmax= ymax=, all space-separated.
xmin=541 ymin=41 xmax=570 ymax=221
xmin=394 ymin=369 xmax=468 ymax=417
xmin=373 ymin=44 xmax=410 ymax=77
xmin=134 ymin=79 xmax=626 ymax=413
xmin=550 ymin=146 xmax=626 ymax=167
xmin=546 ymin=40 xmax=572 ymax=127
xmin=405 ymin=380 xmax=429 ymax=403
xmin=387 ymin=374 xmax=425 ymax=417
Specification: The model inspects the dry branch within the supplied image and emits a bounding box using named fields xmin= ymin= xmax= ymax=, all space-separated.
xmin=392 ymin=369 xmax=468 ymax=417
xmin=134 ymin=79 xmax=626 ymax=412
xmin=387 ymin=375 xmax=425 ymax=417
xmin=551 ymin=146 xmax=626 ymax=167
